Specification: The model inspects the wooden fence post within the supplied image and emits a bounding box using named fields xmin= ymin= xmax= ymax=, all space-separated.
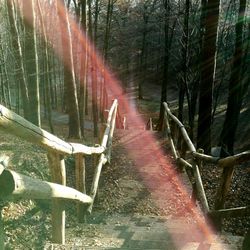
xmin=164 ymin=112 xmax=178 ymax=159
xmin=0 ymin=207 xmax=4 ymax=250
xmin=47 ymin=152 xmax=66 ymax=244
xmin=75 ymin=154 xmax=86 ymax=223
xmin=213 ymin=164 xmax=235 ymax=230
xmin=106 ymin=105 xmax=117 ymax=163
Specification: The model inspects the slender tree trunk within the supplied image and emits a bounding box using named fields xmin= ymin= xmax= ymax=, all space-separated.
xmin=7 ymin=0 xmax=30 ymax=119
xmin=37 ymin=0 xmax=54 ymax=133
xmin=219 ymin=0 xmax=247 ymax=155
xmin=94 ymin=0 xmax=99 ymax=41
xmin=178 ymin=0 xmax=190 ymax=123
xmin=188 ymin=0 xmax=206 ymax=140
xmin=158 ymin=0 xmax=170 ymax=130
xmin=138 ymin=8 xmax=148 ymax=100
xmin=23 ymin=0 xmax=41 ymax=126
xmin=197 ymin=0 xmax=220 ymax=153
xmin=87 ymin=0 xmax=99 ymax=137
xmin=59 ymin=0 xmax=81 ymax=139
xmin=103 ymin=0 xmax=114 ymax=61
xmin=77 ymin=0 xmax=88 ymax=137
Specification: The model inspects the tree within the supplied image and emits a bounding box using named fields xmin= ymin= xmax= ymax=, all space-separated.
xmin=59 ymin=0 xmax=81 ymax=139
xmin=158 ymin=0 xmax=170 ymax=130
xmin=24 ymin=0 xmax=41 ymax=127
xmin=7 ymin=0 xmax=30 ymax=120
xmin=219 ymin=0 xmax=247 ymax=155
xmin=197 ymin=0 xmax=220 ymax=153
xmin=76 ymin=0 xmax=88 ymax=137
xmin=178 ymin=0 xmax=190 ymax=123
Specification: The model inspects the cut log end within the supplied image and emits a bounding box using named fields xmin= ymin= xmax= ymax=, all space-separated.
xmin=0 ymin=170 xmax=15 ymax=197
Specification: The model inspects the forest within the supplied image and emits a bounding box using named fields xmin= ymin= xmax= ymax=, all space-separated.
xmin=0 ymin=0 xmax=249 ymax=248
xmin=0 ymin=0 xmax=249 ymax=156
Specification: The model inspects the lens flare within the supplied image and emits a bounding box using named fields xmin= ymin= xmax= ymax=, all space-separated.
xmin=12 ymin=0 xmax=226 ymax=248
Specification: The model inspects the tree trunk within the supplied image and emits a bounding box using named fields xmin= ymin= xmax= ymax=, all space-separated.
xmin=219 ymin=0 xmax=247 ymax=155
xmin=197 ymin=0 xmax=220 ymax=153
xmin=37 ymin=0 xmax=54 ymax=133
xmin=178 ymin=0 xmax=190 ymax=123
xmin=59 ymin=0 xmax=81 ymax=139
xmin=158 ymin=0 xmax=170 ymax=130
xmin=23 ymin=0 xmax=41 ymax=127
xmin=7 ymin=0 xmax=30 ymax=119
xmin=77 ymin=0 xmax=88 ymax=138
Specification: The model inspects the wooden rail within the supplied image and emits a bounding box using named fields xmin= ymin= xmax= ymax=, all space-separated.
xmin=0 ymin=99 xmax=118 ymax=245
xmin=0 ymin=104 xmax=105 ymax=155
xmin=163 ymin=102 xmax=250 ymax=229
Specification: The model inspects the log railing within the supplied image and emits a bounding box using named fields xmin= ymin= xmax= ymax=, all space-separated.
xmin=163 ymin=102 xmax=250 ymax=229
xmin=0 ymin=99 xmax=118 ymax=245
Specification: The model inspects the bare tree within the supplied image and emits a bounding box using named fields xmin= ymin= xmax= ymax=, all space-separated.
xmin=197 ymin=0 xmax=220 ymax=153
xmin=219 ymin=0 xmax=247 ymax=155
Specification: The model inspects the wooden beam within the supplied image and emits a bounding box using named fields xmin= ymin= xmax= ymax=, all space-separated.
xmin=192 ymin=151 xmax=219 ymax=164
xmin=209 ymin=206 xmax=250 ymax=218
xmin=0 ymin=169 xmax=92 ymax=203
xmin=218 ymin=151 xmax=250 ymax=168
xmin=164 ymin=113 xmax=178 ymax=159
xmin=177 ymin=158 xmax=193 ymax=170
xmin=0 ymin=104 xmax=104 ymax=156
xmin=87 ymin=154 xmax=107 ymax=214
xmin=214 ymin=165 xmax=235 ymax=210
xmin=193 ymin=164 xmax=210 ymax=213
xmin=0 ymin=208 xmax=4 ymax=250
xmin=75 ymin=154 xmax=87 ymax=223
xmin=101 ymin=99 xmax=117 ymax=148
xmin=47 ymin=152 xmax=65 ymax=244
xmin=163 ymin=103 xmax=196 ymax=152
xmin=106 ymin=104 xmax=118 ymax=163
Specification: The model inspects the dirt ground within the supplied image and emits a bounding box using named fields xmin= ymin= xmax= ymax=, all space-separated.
xmin=0 ymin=81 xmax=249 ymax=249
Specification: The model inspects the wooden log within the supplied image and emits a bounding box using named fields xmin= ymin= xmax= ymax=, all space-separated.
xmin=177 ymin=157 xmax=193 ymax=170
xmin=163 ymin=103 xmax=196 ymax=152
xmin=0 ymin=169 xmax=92 ymax=203
xmin=196 ymin=148 xmax=204 ymax=169
xmin=75 ymin=154 xmax=86 ymax=223
xmin=87 ymin=154 xmax=107 ymax=214
xmin=193 ymin=162 xmax=210 ymax=213
xmin=163 ymin=103 xmax=209 ymax=212
xmin=213 ymin=164 xmax=235 ymax=231
xmin=0 ymin=155 xmax=9 ymax=169
xmin=218 ymin=150 xmax=250 ymax=168
xmin=86 ymin=100 xmax=117 ymax=214
xmin=0 ymin=104 xmax=104 ymax=156
xmin=192 ymin=151 xmax=219 ymax=164
xmin=101 ymin=99 xmax=117 ymax=148
xmin=164 ymin=112 xmax=178 ymax=159
xmin=0 ymin=165 xmax=4 ymax=176
xmin=0 ymin=208 xmax=4 ymax=250
xmin=209 ymin=206 xmax=250 ymax=218
xmin=169 ymin=118 xmax=177 ymax=145
xmin=214 ymin=165 xmax=235 ymax=210
xmin=106 ymin=104 xmax=118 ymax=163
xmin=47 ymin=152 xmax=66 ymax=244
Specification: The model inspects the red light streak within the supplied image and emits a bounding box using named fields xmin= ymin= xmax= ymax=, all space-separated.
xmin=12 ymin=0 xmax=226 ymax=248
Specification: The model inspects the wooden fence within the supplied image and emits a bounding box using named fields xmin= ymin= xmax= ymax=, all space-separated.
xmin=163 ymin=102 xmax=250 ymax=229
xmin=0 ymin=99 xmax=118 ymax=245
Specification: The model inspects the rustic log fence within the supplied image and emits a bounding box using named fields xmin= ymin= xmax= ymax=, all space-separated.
xmin=163 ymin=102 xmax=250 ymax=229
xmin=0 ymin=99 xmax=118 ymax=245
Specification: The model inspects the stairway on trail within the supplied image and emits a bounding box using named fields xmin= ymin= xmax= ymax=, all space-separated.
xmin=45 ymin=212 xmax=242 ymax=249
xmin=46 ymin=80 xmax=243 ymax=249
xmin=45 ymin=129 xmax=243 ymax=250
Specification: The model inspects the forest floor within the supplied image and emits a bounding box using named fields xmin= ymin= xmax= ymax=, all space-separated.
xmin=0 ymin=81 xmax=249 ymax=249
xmin=134 ymin=81 xmax=250 ymax=237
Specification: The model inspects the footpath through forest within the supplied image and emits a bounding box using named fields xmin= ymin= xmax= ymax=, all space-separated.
xmin=45 ymin=84 xmax=244 ymax=249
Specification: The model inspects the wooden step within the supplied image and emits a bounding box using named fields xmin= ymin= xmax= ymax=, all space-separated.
xmin=45 ymin=214 xmax=243 ymax=250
